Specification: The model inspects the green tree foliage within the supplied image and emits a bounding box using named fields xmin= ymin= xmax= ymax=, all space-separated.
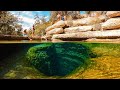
xmin=0 ymin=11 xmax=22 ymax=35
xmin=13 ymin=24 xmax=23 ymax=36
xmin=50 ymin=11 xmax=80 ymax=22
xmin=31 ymin=14 xmax=51 ymax=37
xmin=50 ymin=11 xmax=58 ymax=22
xmin=27 ymin=29 xmax=32 ymax=37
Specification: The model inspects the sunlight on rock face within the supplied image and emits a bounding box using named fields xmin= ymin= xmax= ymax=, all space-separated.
xmin=26 ymin=43 xmax=92 ymax=76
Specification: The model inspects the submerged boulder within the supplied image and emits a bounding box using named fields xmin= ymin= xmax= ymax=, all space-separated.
xmin=26 ymin=43 xmax=91 ymax=76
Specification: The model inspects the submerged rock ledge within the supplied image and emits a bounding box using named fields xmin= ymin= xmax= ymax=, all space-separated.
xmin=26 ymin=43 xmax=93 ymax=76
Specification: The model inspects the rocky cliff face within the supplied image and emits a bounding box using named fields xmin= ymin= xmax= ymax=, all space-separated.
xmin=43 ymin=11 xmax=120 ymax=42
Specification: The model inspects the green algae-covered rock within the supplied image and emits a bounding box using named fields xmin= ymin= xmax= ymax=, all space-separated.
xmin=26 ymin=43 xmax=92 ymax=76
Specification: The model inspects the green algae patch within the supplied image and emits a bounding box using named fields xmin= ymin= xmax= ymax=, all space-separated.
xmin=26 ymin=43 xmax=93 ymax=76
xmin=64 ymin=43 xmax=120 ymax=79
xmin=2 ymin=43 xmax=120 ymax=79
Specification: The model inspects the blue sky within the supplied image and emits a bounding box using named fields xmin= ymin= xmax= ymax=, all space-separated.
xmin=10 ymin=11 xmax=50 ymax=30
xmin=10 ymin=11 xmax=85 ymax=30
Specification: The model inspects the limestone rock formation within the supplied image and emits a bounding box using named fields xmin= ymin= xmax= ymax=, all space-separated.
xmin=44 ymin=11 xmax=120 ymax=41
xmin=64 ymin=24 xmax=101 ymax=33
xmin=52 ymin=30 xmax=120 ymax=41
xmin=41 ymin=35 xmax=52 ymax=40
xmin=80 ymin=14 xmax=88 ymax=18
xmin=102 ymin=18 xmax=120 ymax=30
xmin=98 ymin=15 xmax=109 ymax=22
xmin=64 ymin=26 xmax=93 ymax=33
xmin=106 ymin=11 xmax=120 ymax=18
xmin=46 ymin=28 xmax=64 ymax=35
xmin=45 ymin=20 xmax=65 ymax=32
xmin=90 ymin=11 xmax=103 ymax=17
xmin=72 ymin=16 xmax=107 ymax=26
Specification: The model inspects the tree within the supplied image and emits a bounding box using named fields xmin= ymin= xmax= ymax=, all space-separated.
xmin=32 ymin=15 xmax=49 ymax=37
xmin=40 ymin=15 xmax=47 ymax=24
xmin=34 ymin=14 xmax=41 ymax=25
xmin=0 ymin=11 xmax=22 ymax=35
xmin=27 ymin=28 xmax=32 ymax=37
xmin=14 ymin=24 xmax=23 ymax=36
xmin=50 ymin=11 xmax=58 ymax=22
xmin=49 ymin=11 xmax=80 ymax=24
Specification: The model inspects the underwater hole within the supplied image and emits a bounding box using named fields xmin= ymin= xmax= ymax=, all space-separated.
xmin=26 ymin=42 xmax=95 ymax=76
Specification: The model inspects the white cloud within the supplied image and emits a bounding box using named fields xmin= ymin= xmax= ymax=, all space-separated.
xmin=22 ymin=22 xmax=33 ymax=30
xmin=18 ymin=15 xmax=35 ymax=30
xmin=21 ymin=22 xmax=34 ymax=30
xmin=19 ymin=16 xmax=35 ymax=24
xmin=10 ymin=11 xmax=50 ymax=30
xmin=22 ymin=26 xmax=30 ymax=30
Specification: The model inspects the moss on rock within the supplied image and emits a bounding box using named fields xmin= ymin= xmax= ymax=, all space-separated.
xmin=26 ymin=43 xmax=93 ymax=76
